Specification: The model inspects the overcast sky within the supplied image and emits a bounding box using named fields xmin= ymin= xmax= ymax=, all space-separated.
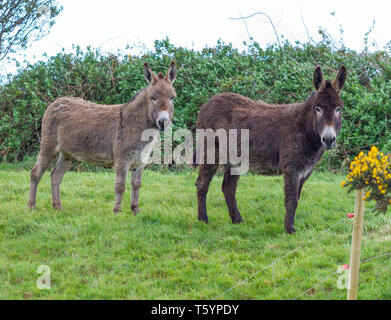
xmin=2 ymin=0 xmax=390 ymax=75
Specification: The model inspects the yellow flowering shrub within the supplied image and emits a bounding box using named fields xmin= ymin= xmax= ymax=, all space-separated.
xmin=341 ymin=146 xmax=391 ymax=213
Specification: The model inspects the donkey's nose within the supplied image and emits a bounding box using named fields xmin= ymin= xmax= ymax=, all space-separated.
xmin=156 ymin=110 xmax=170 ymax=130
xmin=157 ymin=111 xmax=170 ymax=130
xmin=322 ymin=135 xmax=336 ymax=149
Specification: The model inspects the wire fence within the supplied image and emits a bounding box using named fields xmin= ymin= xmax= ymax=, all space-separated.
xmin=292 ymin=251 xmax=391 ymax=300
xmin=213 ymin=215 xmax=391 ymax=300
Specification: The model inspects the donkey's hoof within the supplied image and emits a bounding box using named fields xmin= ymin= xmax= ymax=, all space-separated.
xmin=231 ymin=216 xmax=243 ymax=224
xmin=27 ymin=201 xmax=36 ymax=210
xmin=131 ymin=205 xmax=139 ymax=215
xmin=52 ymin=202 xmax=62 ymax=211
xmin=285 ymin=226 xmax=296 ymax=234
xmin=198 ymin=217 xmax=209 ymax=224
xmin=113 ymin=207 xmax=121 ymax=214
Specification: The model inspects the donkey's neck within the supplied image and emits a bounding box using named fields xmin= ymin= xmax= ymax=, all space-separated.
xmin=121 ymin=89 xmax=155 ymax=131
xmin=117 ymin=89 xmax=157 ymax=150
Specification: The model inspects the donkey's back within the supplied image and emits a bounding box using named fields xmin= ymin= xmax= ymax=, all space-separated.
xmin=42 ymin=97 xmax=122 ymax=165
xmin=197 ymin=92 xmax=300 ymax=132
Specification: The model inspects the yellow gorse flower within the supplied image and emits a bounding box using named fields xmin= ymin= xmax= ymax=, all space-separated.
xmin=342 ymin=146 xmax=391 ymax=213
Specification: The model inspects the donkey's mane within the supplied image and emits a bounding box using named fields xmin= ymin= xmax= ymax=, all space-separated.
xmin=118 ymin=88 xmax=149 ymax=140
xmin=304 ymin=91 xmax=316 ymax=103
xmin=129 ymin=88 xmax=146 ymax=103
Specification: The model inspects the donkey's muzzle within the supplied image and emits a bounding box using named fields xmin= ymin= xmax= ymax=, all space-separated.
xmin=157 ymin=111 xmax=170 ymax=131
xmin=321 ymin=125 xmax=337 ymax=150
xmin=321 ymin=135 xmax=336 ymax=150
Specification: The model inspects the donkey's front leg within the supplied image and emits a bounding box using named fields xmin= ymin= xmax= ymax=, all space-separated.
xmin=130 ymin=165 xmax=144 ymax=214
xmin=113 ymin=162 xmax=130 ymax=213
xmin=283 ymin=172 xmax=300 ymax=234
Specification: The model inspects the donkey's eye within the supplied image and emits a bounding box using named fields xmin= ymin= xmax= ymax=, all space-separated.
xmin=335 ymin=107 xmax=342 ymax=114
xmin=151 ymin=97 xmax=156 ymax=102
xmin=315 ymin=107 xmax=322 ymax=115
xmin=170 ymin=96 xmax=174 ymax=101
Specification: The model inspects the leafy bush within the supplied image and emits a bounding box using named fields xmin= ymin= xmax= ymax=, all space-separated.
xmin=1 ymin=37 xmax=390 ymax=169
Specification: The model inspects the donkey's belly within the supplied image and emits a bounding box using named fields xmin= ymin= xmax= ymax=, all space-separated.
xmin=57 ymin=129 xmax=115 ymax=166
xmin=59 ymin=140 xmax=114 ymax=166
xmin=62 ymin=149 xmax=114 ymax=167
xmin=249 ymin=162 xmax=281 ymax=176
xmin=247 ymin=154 xmax=281 ymax=176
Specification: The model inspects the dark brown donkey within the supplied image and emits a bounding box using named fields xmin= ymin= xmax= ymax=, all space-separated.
xmin=195 ymin=66 xmax=346 ymax=233
xmin=28 ymin=62 xmax=177 ymax=213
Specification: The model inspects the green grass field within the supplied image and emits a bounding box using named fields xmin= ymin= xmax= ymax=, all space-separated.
xmin=0 ymin=166 xmax=390 ymax=300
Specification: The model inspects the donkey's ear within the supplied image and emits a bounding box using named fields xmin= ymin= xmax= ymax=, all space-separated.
xmin=313 ymin=66 xmax=325 ymax=91
xmin=165 ymin=61 xmax=177 ymax=84
xmin=332 ymin=65 xmax=347 ymax=94
xmin=143 ymin=63 xmax=157 ymax=84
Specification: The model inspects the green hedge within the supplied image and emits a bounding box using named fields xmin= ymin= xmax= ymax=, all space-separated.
xmin=1 ymin=38 xmax=391 ymax=168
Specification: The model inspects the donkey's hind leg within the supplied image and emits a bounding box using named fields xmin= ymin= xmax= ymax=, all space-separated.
xmin=195 ymin=164 xmax=218 ymax=223
xmin=28 ymin=148 xmax=57 ymax=209
xmin=222 ymin=166 xmax=243 ymax=224
xmin=51 ymin=152 xmax=72 ymax=210
xmin=130 ymin=166 xmax=144 ymax=214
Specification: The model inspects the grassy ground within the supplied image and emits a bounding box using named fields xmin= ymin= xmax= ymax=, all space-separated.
xmin=0 ymin=165 xmax=390 ymax=300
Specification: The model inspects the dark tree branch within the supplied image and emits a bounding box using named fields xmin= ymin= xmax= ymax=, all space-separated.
xmin=0 ymin=0 xmax=62 ymax=61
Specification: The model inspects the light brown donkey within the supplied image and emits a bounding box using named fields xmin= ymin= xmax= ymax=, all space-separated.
xmin=28 ymin=62 xmax=177 ymax=213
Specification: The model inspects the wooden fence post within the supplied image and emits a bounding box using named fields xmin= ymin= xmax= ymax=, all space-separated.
xmin=347 ymin=188 xmax=365 ymax=300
